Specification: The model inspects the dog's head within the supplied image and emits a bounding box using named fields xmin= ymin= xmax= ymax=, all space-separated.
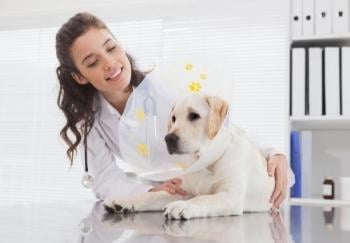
xmin=164 ymin=94 xmax=229 ymax=156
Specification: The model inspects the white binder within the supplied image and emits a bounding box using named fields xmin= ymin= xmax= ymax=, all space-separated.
xmin=332 ymin=0 xmax=349 ymax=34
xmin=315 ymin=0 xmax=332 ymax=35
xmin=309 ymin=48 xmax=323 ymax=116
xmin=302 ymin=0 xmax=314 ymax=36
xmin=291 ymin=0 xmax=303 ymax=38
xmin=292 ymin=48 xmax=306 ymax=117
xmin=342 ymin=47 xmax=350 ymax=116
xmin=325 ymin=47 xmax=340 ymax=116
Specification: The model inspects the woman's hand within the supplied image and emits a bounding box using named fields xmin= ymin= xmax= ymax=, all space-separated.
xmin=267 ymin=154 xmax=288 ymax=208
xmin=149 ymin=178 xmax=187 ymax=196
xmin=269 ymin=210 xmax=288 ymax=243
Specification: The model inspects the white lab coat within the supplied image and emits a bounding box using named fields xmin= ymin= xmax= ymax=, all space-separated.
xmin=80 ymin=90 xmax=294 ymax=201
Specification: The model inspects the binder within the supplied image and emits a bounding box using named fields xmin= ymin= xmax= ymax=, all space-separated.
xmin=325 ymin=47 xmax=341 ymax=116
xmin=302 ymin=0 xmax=314 ymax=36
xmin=342 ymin=47 xmax=350 ymax=116
xmin=315 ymin=0 xmax=332 ymax=35
xmin=332 ymin=0 xmax=349 ymax=34
xmin=291 ymin=0 xmax=303 ymax=38
xmin=292 ymin=48 xmax=306 ymax=116
xmin=300 ymin=131 xmax=312 ymax=198
xmin=291 ymin=131 xmax=301 ymax=198
xmin=309 ymin=48 xmax=323 ymax=116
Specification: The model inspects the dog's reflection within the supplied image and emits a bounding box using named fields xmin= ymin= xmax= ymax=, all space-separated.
xmin=79 ymin=201 xmax=291 ymax=243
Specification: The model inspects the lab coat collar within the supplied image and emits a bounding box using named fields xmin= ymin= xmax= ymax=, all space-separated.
xmin=97 ymin=85 xmax=136 ymax=119
xmin=98 ymin=92 xmax=122 ymax=118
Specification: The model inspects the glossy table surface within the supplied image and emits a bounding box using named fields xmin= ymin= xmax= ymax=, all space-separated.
xmin=1 ymin=200 xmax=349 ymax=243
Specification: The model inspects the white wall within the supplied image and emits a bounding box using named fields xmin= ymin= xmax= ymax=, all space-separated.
xmin=0 ymin=0 xmax=281 ymax=29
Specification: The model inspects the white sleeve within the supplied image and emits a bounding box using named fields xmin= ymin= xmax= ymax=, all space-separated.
xmin=243 ymin=128 xmax=295 ymax=187
xmin=245 ymin=130 xmax=284 ymax=160
xmin=80 ymin=122 xmax=153 ymax=201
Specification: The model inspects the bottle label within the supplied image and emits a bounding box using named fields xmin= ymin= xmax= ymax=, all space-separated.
xmin=323 ymin=185 xmax=332 ymax=196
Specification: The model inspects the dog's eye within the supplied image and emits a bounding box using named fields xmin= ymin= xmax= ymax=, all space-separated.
xmin=188 ymin=112 xmax=200 ymax=121
xmin=172 ymin=115 xmax=176 ymax=123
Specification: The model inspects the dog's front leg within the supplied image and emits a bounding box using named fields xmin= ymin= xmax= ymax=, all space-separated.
xmin=164 ymin=192 xmax=243 ymax=220
xmin=104 ymin=191 xmax=185 ymax=214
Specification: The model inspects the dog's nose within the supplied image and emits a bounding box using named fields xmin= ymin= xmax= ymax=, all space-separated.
xmin=165 ymin=133 xmax=179 ymax=145
xmin=164 ymin=133 xmax=179 ymax=154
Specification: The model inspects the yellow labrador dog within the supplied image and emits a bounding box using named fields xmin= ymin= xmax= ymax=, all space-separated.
xmin=104 ymin=95 xmax=274 ymax=219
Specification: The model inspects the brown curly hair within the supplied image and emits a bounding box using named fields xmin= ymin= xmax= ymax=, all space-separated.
xmin=55 ymin=12 xmax=145 ymax=165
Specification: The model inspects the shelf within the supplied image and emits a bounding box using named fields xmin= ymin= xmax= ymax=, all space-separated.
xmin=290 ymin=116 xmax=350 ymax=130
xmin=292 ymin=34 xmax=350 ymax=42
xmin=291 ymin=34 xmax=350 ymax=48
xmin=289 ymin=197 xmax=350 ymax=207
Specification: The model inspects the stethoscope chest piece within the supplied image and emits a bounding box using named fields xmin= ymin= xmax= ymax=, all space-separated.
xmin=81 ymin=172 xmax=94 ymax=188
xmin=78 ymin=217 xmax=93 ymax=236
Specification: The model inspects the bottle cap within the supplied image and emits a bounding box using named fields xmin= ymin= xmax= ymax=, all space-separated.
xmin=325 ymin=176 xmax=333 ymax=180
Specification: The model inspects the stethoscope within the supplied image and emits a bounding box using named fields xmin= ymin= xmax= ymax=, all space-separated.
xmin=81 ymin=122 xmax=94 ymax=188
xmin=81 ymin=92 xmax=157 ymax=189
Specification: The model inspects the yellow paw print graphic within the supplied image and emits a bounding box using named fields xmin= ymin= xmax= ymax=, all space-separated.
xmin=188 ymin=81 xmax=202 ymax=93
xmin=199 ymin=73 xmax=207 ymax=80
xmin=185 ymin=63 xmax=193 ymax=71
xmin=137 ymin=143 xmax=149 ymax=157
xmin=135 ymin=109 xmax=146 ymax=122
xmin=176 ymin=162 xmax=189 ymax=170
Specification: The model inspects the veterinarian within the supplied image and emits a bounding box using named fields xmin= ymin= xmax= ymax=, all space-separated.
xmin=55 ymin=12 xmax=293 ymax=208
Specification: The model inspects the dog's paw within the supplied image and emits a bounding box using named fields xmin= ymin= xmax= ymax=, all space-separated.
xmin=164 ymin=201 xmax=200 ymax=220
xmin=103 ymin=200 xmax=135 ymax=214
xmin=162 ymin=219 xmax=193 ymax=236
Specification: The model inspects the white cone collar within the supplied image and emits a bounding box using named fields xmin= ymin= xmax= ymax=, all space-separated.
xmin=118 ymin=61 xmax=232 ymax=181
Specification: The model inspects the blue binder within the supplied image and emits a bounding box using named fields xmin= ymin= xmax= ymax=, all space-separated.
xmin=291 ymin=131 xmax=302 ymax=197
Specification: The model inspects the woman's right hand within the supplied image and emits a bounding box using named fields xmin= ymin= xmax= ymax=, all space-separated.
xmin=149 ymin=178 xmax=187 ymax=196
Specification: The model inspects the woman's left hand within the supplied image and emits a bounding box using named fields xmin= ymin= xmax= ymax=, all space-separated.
xmin=267 ymin=154 xmax=288 ymax=208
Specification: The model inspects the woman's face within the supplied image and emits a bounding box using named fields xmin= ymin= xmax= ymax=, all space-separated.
xmin=70 ymin=27 xmax=132 ymax=94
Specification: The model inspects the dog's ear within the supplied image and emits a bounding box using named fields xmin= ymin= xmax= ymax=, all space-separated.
xmin=205 ymin=96 xmax=229 ymax=139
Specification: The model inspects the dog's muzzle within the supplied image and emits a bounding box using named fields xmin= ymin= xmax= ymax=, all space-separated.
xmin=164 ymin=133 xmax=179 ymax=154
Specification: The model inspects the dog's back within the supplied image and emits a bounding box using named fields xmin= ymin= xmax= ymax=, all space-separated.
xmin=180 ymin=126 xmax=275 ymax=213
xmin=227 ymin=126 xmax=274 ymax=212
xmin=243 ymin=142 xmax=274 ymax=212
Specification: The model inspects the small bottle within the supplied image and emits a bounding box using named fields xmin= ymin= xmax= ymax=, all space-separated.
xmin=323 ymin=176 xmax=335 ymax=199
xmin=323 ymin=206 xmax=335 ymax=231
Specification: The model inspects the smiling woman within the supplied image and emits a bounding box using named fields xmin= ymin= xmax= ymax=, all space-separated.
xmin=56 ymin=14 xmax=146 ymax=166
